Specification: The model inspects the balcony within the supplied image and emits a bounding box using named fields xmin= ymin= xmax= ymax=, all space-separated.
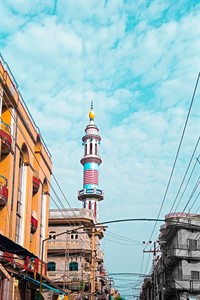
xmin=48 ymin=239 xmax=91 ymax=252
xmin=31 ymin=211 xmax=38 ymax=233
xmin=0 ymin=174 xmax=8 ymax=206
xmin=0 ymin=119 xmax=12 ymax=154
xmin=166 ymin=275 xmax=200 ymax=291
xmin=167 ymin=244 xmax=200 ymax=260
xmin=33 ymin=172 xmax=40 ymax=194
xmin=49 ymin=208 xmax=95 ymax=221
xmin=78 ymin=188 xmax=104 ymax=201
xmin=48 ymin=269 xmax=90 ymax=283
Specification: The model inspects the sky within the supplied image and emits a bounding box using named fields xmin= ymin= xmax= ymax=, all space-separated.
xmin=1 ymin=0 xmax=200 ymax=297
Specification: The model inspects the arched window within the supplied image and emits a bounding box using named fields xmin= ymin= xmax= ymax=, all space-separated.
xmin=89 ymin=201 xmax=91 ymax=209
xmin=70 ymin=231 xmax=78 ymax=240
xmin=69 ymin=262 xmax=78 ymax=271
xmin=95 ymin=143 xmax=97 ymax=155
xmin=47 ymin=262 xmax=56 ymax=271
xmin=90 ymin=143 xmax=92 ymax=154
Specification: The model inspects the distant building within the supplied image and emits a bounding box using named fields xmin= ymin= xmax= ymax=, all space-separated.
xmin=47 ymin=104 xmax=108 ymax=300
xmin=0 ymin=55 xmax=63 ymax=299
xmin=140 ymin=213 xmax=200 ymax=300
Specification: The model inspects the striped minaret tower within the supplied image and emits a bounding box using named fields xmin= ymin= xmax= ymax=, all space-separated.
xmin=78 ymin=101 xmax=104 ymax=220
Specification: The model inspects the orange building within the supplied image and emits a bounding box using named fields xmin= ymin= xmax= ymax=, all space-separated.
xmin=0 ymin=55 xmax=64 ymax=299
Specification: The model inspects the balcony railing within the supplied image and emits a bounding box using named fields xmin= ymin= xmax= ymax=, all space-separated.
xmin=49 ymin=208 xmax=95 ymax=220
xmin=48 ymin=240 xmax=91 ymax=251
xmin=47 ymin=269 xmax=90 ymax=282
xmin=0 ymin=119 xmax=12 ymax=153
xmin=0 ymin=174 xmax=8 ymax=206
xmin=78 ymin=188 xmax=104 ymax=201
xmin=167 ymin=243 xmax=200 ymax=260
xmin=166 ymin=275 xmax=200 ymax=291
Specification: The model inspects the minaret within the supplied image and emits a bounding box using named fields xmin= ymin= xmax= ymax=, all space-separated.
xmin=78 ymin=101 xmax=104 ymax=220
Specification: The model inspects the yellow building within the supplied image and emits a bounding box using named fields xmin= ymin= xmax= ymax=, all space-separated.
xmin=0 ymin=55 xmax=63 ymax=299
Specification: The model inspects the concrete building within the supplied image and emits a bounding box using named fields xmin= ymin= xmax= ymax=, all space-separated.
xmin=47 ymin=104 xmax=108 ymax=300
xmin=47 ymin=209 xmax=106 ymax=300
xmin=158 ymin=213 xmax=200 ymax=300
xmin=0 ymin=55 xmax=64 ymax=299
xmin=140 ymin=213 xmax=200 ymax=300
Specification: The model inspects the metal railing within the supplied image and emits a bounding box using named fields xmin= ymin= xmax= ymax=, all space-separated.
xmin=168 ymin=243 xmax=200 ymax=251
xmin=49 ymin=208 xmax=94 ymax=219
xmin=78 ymin=188 xmax=103 ymax=195
xmin=171 ymin=274 xmax=200 ymax=281
xmin=0 ymin=118 xmax=11 ymax=135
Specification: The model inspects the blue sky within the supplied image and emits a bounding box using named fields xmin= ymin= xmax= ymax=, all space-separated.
xmin=1 ymin=0 xmax=200 ymax=297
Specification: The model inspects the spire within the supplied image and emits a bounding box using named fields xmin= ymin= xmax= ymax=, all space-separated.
xmin=89 ymin=100 xmax=95 ymax=123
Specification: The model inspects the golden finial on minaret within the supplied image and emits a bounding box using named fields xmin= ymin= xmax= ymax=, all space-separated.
xmin=89 ymin=100 xmax=95 ymax=121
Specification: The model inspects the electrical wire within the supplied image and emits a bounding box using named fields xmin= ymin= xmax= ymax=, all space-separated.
xmin=148 ymin=71 xmax=200 ymax=243
xmin=174 ymin=156 xmax=200 ymax=212
xmin=169 ymin=137 xmax=200 ymax=212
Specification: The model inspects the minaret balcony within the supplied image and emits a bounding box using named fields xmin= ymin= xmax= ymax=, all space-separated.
xmin=31 ymin=211 xmax=38 ymax=233
xmin=78 ymin=188 xmax=104 ymax=201
xmin=33 ymin=172 xmax=40 ymax=194
xmin=81 ymin=154 xmax=102 ymax=165
xmin=0 ymin=119 xmax=12 ymax=154
xmin=0 ymin=174 xmax=8 ymax=206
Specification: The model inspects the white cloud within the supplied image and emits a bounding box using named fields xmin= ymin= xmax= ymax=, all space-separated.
xmin=1 ymin=0 xmax=199 ymax=278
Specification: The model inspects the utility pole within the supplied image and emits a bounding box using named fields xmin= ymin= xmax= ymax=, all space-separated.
xmin=90 ymin=226 xmax=106 ymax=300
xmin=90 ymin=226 xmax=96 ymax=300
xmin=143 ymin=241 xmax=161 ymax=300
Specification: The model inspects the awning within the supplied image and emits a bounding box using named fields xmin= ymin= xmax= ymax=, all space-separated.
xmin=19 ymin=274 xmax=67 ymax=294
xmin=0 ymin=234 xmax=37 ymax=258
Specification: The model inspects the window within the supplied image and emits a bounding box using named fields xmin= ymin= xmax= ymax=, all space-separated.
xmin=95 ymin=143 xmax=97 ymax=155
xmin=69 ymin=262 xmax=78 ymax=271
xmin=70 ymin=231 xmax=78 ymax=240
xmin=90 ymin=143 xmax=92 ymax=154
xmin=49 ymin=231 xmax=56 ymax=240
xmin=191 ymin=271 xmax=200 ymax=280
xmin=188 ymin=239 xmax=198 ymax=250
xmin=47 ymin=262 xmax=56 ymax=271
xmin=85 ymin=144 xmax=87 ymax=156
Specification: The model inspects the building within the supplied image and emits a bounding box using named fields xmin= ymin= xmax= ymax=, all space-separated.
xmin=141 ymin=213 xmax=200 ymax=300
xmin=158 ymin=213 xmax=200 ymax=300
xmin=0 ymin=55 xmax=64 ymax=299
xmin=47 ymin=104 xmax=108 ymax=300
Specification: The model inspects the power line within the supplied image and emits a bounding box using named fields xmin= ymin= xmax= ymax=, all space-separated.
xmin=170 ymin=138 xmax=200 ymax=212
xmin=174 ymin=156 xmax=200 ymax=211
xmin=148 ymin=71 xmax=200 ymax=242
